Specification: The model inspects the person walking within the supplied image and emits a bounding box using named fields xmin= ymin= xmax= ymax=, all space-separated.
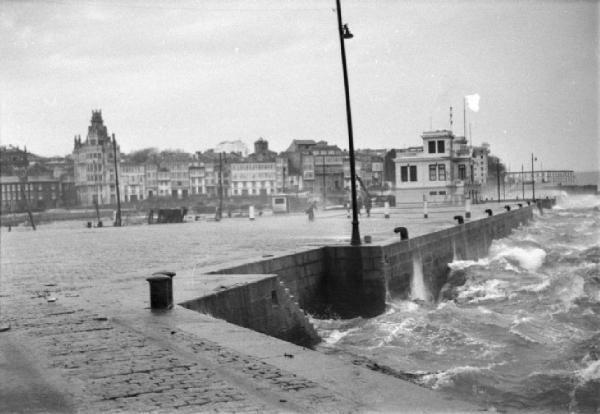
xmin=306 ymin=202 xmax=316 ymax=221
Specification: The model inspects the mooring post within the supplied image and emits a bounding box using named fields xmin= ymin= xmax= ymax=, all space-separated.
xmin=465 ymin=198 xmax=471 ymax=219
xmin=485 ymin=209 xmax=493 ymax=217
xmin=454 ymin=215 xmax=464 ymax=224
xmin=504 ymin=205 xmax=511 ymax=211
xmin=423 ymin=200 xmax=428 ymax=219
xmin=394 ymin=227 xmax=409 ymax=240
xmin=146 ymin=271 xmax=176 ymax=310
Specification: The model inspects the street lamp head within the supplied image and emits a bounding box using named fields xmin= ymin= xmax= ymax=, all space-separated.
xmin=343 ymin=24 xmax=354 ymax=39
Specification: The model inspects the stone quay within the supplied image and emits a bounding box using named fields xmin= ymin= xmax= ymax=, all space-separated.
xmin=0 ymin=201 xmax=543 ymax=413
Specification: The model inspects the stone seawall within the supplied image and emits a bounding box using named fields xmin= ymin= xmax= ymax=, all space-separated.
xmin=181 ymin=206 xmax=535 ymax=346
xmin=382 ymin=206 xmax=533 ymax=301
xmin=180 ymin=274 xmax=321 ymax=347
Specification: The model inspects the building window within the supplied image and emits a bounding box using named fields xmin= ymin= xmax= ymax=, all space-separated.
xmin=458 ymin=164 xmax=466 ymax=180
xmin=438 ymin=165 xmax=446 ymax=181
xmin=437 ymin=140 xmax=445 ymax=153
xmin=429 ymin=165 xmax=437 ymax=181
xmin=428 ymin=141 xmax=436 ymax=154
xmin=409 ymin=165 xmax=417 ymax=182
xmin=400 ymin=166 xmax=408 ymax=182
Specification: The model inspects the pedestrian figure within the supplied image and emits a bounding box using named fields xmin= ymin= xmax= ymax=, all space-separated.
xmin=345 ymin=202 xmax=350 ymax=218
xmin=365 ymin=197 xmax=372 ymax=218
xmin=306 ymin=202 xmax=315 ymax=221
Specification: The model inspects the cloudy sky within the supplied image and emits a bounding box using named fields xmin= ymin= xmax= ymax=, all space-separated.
xmin=1 ymin=0 xmax=598 ymax=172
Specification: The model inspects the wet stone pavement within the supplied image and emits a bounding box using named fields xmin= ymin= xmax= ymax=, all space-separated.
xmin=2 ymin=296 xmax=350 ymax=413
xmin=0 ymin=205 xmax=501 ymax=412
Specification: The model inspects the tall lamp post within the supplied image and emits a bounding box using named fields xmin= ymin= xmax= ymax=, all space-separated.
xmin=335 ymin=0 xmax=360 ymax=246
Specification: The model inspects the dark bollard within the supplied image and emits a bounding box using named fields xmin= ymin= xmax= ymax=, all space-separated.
xmin=87 ymin=221 xmax=92 ymax=228
xmin=485 ymin=209 xmax=493 ymax=217
xmin=527 ymin=201 xmax=531 ymax=206
xmin=97 ymin=221 xmax=103 ymax=227
xmin=454 ymin=215 xmax=464 ymax=224
xmin=146 ymin=274 xmax=173 ymax=310
xmin=364 ymin=235 xmax=372 ymax=244
xmin=394 ymin=227 xmax=409 ymax=240
xmin=518 ymin=203 xmax=523 ymax=208
xmin=504 ymin=205 xmax=511 ymax=211
xmin=153 ymin=270 xmax=176 ymax=309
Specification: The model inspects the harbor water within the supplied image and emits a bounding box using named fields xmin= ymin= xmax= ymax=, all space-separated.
xmin=315 ymin=194 xmax=600 ymax=412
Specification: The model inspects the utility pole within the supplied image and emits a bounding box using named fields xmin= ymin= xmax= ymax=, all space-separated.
xmin=19 ymin=177 xmax=36 ymax=231
xmin=521 ymin=164 xmax=525 ymax=200
xmin=19 ymin=148 xmax=36 ymax=230
xmin=218 ymin=152 xmax=223 ymax=220
xmin=496 ymin=161 xmax=501 ymax=202
xmin=531 ymin=153 xmax=536 ymax=201
xmin=322 ymin=155 xmax=326 ymax=206
xmin=112 ymin=134 xmax=122 ymax=226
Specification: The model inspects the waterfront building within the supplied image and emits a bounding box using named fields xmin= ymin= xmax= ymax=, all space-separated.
xmin=0 ymin=175 xmax=61 ymax=212
xmin=230 ymin=138 xmax=277 ymax=197
xmin=189 ymin=164 xmax=206 ymax=196
xmin=72 ymin=110 xmax=120 ymax=206
xmin=120 ymin=162 xmax=146 ymax=202
xmin=144 ymin=163 xmax=158 ymax=198
xmin=393 ymin=130 xmax=477 ymax=202
xmin=472 ymin=143 xmax=490 ymax=185
xmin=312 ymin=142 xmax=344 ymax=202
xmin=157 ymin=168 xmax=171 ymax=197
xmin=195 ymin=150 xmax=236 ymax=198
xmin=160 ymin=152 xmax=193 ymax=199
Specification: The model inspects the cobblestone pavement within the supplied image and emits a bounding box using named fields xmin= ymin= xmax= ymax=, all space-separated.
xmin=2 ymin=295 xmax=355 ymax=413
xmin=0 ymin=205 xmax=500 ymax=412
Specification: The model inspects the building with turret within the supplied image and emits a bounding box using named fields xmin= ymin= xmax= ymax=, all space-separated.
xmin=393 ymin=130 xmax=479 ymax=202
xmin=72 ymin=110 xmax=120 ymax=206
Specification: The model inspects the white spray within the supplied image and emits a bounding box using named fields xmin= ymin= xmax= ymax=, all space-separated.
xmin=411 ymin=254 xmax=430 ymax=301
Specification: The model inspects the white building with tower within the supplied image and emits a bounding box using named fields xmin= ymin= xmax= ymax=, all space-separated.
xmin=393 ymin=130 xmax=479 ymax=202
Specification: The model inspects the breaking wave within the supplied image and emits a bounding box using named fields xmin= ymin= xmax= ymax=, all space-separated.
xmin=313 ymin=194 xmax=600 ymax=412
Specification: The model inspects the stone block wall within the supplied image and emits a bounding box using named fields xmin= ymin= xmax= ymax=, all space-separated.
xmin=208 ymin=249 xmax=326 ymax=312
xmin=179 ymin=274 xmax=320 ymax=348
xmin=380 ymin=206 xmax=534 ymax=301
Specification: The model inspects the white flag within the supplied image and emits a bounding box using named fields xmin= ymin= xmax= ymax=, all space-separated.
xmin=465 ymin=94 xmax=480 ymax=112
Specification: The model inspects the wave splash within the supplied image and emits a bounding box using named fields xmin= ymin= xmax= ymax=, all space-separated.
xmin=313 ymin=194 xmax=600 ymax=412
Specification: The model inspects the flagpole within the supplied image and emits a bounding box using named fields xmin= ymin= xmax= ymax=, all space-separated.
xmin=469 ymin=123 xmax=472 ymax=147
xmin=463 ymin=97 xmax=467 ymax=140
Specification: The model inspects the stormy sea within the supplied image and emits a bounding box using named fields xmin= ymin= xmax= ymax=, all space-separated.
xmin=314 ymin=194 xmax=600 ymax=413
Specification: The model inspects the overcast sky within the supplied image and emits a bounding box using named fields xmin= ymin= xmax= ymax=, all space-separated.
xmin=1 ymin=0 xmax=598 ymax=172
